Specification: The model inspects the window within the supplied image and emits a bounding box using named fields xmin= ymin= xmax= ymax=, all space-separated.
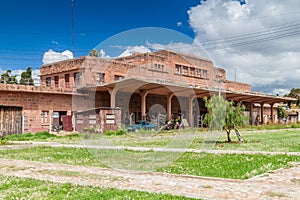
xmin=54 ymin=76 xmax=59 ymax=88
xmin=175 ymin=64 xmax=181 ymax=74
xmin=76 ymin=115 xmax=83 ymax=124
xmin=65 ymin=74 xmax=70 ymax=88
xmin=41 ymin=111 xmax=49 ymax=124
xmin=106 ymin=114 xmax=115 ymax=124
xmin=190 ymin=68 xmax=195 ymax=76
xmin=182 ymin=66 xmax=188 ymax=75
xmin=74 ymin=72 xmax=80 ymax=87
xmin=216 ymin=75 xmax=223 ymax=80
xmin=114 ymin=75 xmax=124 ymax=81
xmin=202 ymin=70 xmax=208 ymax=78
xmin=97 ymin=73 xmax=105 ymax=84
xmin=46 ymin=77 xmax=51 ymax=87
xmin=89 ymin=114 xmax=97 ymax=125
xmin=196 ymin=69 xmax=201 ymax=77
xmin=153 ymin=64 xmax=165 ymax=71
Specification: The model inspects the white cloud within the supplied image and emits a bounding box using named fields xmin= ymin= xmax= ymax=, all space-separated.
xmin=270 ymin=88 xmax=290 ymax=97
xmin=177 ymin=21 xmax=183 ymax=27
xmin=42 ymin=49 xmax=74 ymax=64
xmin=188 ymin=0 xmax=300 ymax=94
xmin=118 ymin=46 xmax=151 ymax=57
xmin=51 ymin=40 xmax=59 ymax=45
xmin=99 ymin=49 xmax=110 ymax=58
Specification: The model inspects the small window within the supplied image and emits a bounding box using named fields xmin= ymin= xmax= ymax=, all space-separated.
xmin=175 ymin=64 xmax=181 ymax=74
xmin=46 ymin=77 xmax=51 ymax=87
xmin=76 ymin=115 xmax=83 ymax=124
xmin=182 ymin=66 xmax=188 ymax=75
xmin=97 ymin=73 xmax=105 ymax=84
xmin=65 ymin=74 xmax=70 ymax=88
xmin=202 ymin=70 xmax=208 ymax=79
xmin=106 ymin=114 xmax=115 ymax=124
xmin=114 ymin=75 xmax=125 ymax=81
xmin=89 ymin=114 xmax=97 ymax=125
xmin=196 ymin=69 xmax=201 ymax=77
xmin=74 ymin=72 xmax=80 ymax=87
xmin=216 ymin=75 xmax=223 ymax=80
xmin=54 ymin=76 xmax=59 ymax=88
xmin=41 ymin=111 xmax=49 ymax=124
xmin=190 ymin=68 xmax=195 ymax=76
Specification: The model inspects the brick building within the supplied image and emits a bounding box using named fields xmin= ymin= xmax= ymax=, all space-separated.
xmin=0 ymin=50 xmax=295 ymax=134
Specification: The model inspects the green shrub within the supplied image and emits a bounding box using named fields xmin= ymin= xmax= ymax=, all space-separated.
xmin=104 ymin=128 xmax=127 ymax=136
xmin=0 ymin=138 xmax=8 ymax=145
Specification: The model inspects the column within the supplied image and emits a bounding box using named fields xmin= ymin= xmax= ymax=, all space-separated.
xmin=260 ymin=103 xmax=264 ymax=124
xmin=140 ymin=91 xmax=149 ymax=120
xmin=108 ymin=88 xmax=117 ymax=108
xmin=189 ymin=96 xmax=196 ymax=128
xmin=270 ymin=103 xmax=274 ymax=123
xmin=249 ymin=102 xmax=253 ymax=125
xmin=167 ymin=94 xmax=174 ymax=121
xmin=49 ymin=110 xmax=53 ymax=132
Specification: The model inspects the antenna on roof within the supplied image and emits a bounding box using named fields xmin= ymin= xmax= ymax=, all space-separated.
xmin=234 ymin=68 xmax=237 ymax=82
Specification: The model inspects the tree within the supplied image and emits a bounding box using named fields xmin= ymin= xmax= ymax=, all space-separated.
xmin=203 ymin=95 xmax=247 ymax=142
xmin=89 ymin=49 xmax=98 ymax=57
xmin=285 ymin=88 xmax=300 ymax=107
xmin=278 ymin=106 xmax=288 ymax=120
xmin=0 ymin=70 xmax=17 ymax=84
xmin=19 ymin=66 xmax=34 ymax=85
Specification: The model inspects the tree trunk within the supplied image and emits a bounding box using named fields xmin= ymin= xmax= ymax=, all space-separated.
xmin=226 ymin=130 xmax=232 ymax=142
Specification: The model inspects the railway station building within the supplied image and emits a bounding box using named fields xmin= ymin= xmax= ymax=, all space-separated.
xmin=0 ymin=50 xmax=295 ymax=135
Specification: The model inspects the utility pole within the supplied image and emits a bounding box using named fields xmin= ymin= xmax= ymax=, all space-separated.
xmin=72 ymin=0 xmax=75 ymax=52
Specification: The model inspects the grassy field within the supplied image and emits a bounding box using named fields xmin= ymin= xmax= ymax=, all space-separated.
xmin=191 ymin=129 xmax=300 ymax=152
xmin=2 ymin=128 xmax=300 ymax=153
xmin=80 ymin=129 xmax=300 ymax=152
xmin=2 ymin=128 xmax=300 ymax=152
xmin=2 ymin=131 xmax=81 ymax=143
xmin=0 ymin=127 xmax=299 ymax=198
xmin=0 ymin=146 xmax=299 ymax=179
xmin=0 ymin=175 xmax=195 ymax=200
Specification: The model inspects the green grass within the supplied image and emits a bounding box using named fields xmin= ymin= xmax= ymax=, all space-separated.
xmin=4 ymin=129 xmax=300 ymax=152
xmin=191 ymin=129 xmax=300 ymax=152
xmin=3 ymin=132 xmax=80 ymax=143
xmin=243 ymin=123 xmax=300 ymax=131
xmin=84 ymin=129 xmax=300 ymax=152
xmin=0 ymin=146 xmax=299 ymax=179
xmin=158 ymin=153 xmax=300 ymax=179
xmin=0 ymin=146 xmax=107 ymax=168
xmin=0 ymin=175 xmax=195 ymax=200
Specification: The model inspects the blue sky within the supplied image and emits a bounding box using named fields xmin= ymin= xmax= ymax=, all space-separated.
xmin=0 ymin=0 xmax=199 ymax=70
xmin=0 ymin=0 xmax=299 ymax=95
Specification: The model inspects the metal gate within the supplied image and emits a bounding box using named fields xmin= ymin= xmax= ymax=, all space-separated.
xmin=0 ymin=106 xmax=22 ymax=137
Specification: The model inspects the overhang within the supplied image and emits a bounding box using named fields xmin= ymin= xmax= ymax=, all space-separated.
xmin=79 ymin=78 xmax=295 ymax=104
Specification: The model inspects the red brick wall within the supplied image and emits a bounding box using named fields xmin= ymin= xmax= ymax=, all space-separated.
xmin=0 ymin=87 xmax=73 ymax=133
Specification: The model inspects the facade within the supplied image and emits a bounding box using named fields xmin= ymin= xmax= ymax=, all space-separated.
xmin=0 ymin=50 xmax=295 ymax=135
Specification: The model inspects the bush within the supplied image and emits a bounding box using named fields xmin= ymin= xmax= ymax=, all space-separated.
xmin=0 ymin=138 xmax=8 ymax=145
xmin=104 ymin=129 xmax=127 ymax=136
